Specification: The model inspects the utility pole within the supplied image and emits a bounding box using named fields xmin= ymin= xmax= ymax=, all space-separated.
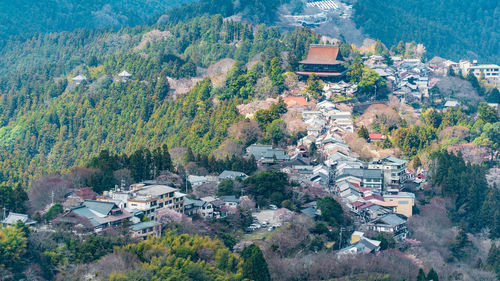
xmin=2 ymin=207 xmax=6 ymax=221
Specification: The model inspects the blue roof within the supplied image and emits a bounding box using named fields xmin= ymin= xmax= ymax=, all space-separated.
xmin=83 ymin=200 xmax=116 ymax=215
xmin=130 ymin=221 xmax=160 ymax=231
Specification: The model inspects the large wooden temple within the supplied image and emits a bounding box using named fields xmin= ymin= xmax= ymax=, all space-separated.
xmin=296 ymin=44 xmax=346 ymax=82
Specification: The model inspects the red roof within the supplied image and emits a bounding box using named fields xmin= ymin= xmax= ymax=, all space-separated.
xmin=369 ymin=133 xmax=383 ymax=139
xmin=349 ymin=182 xmax=360 ymax=188
xmin=352 ymin=201 xmax=365 ymax=207
xmin=363 ymin=194 xmax=384 ymax=202
xmin=283 ymin=96 xmax=309 ymax=107
xmin=359 ymin=202 xmax=374 ymax=209
xmin=296 ymin=71 xmax=343 ymax=77
xmin=299 ymin=45 xmax=344 ymax=65
xmin=75 ymin=187 xmax=98 ymax=200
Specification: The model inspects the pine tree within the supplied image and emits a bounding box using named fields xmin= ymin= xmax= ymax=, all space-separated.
xmin=241 ymin=244 xmax=271 ymax=281
xmin=306 ymin=73 xmax=323 ymax=100
xmin=184 ymin=147 xmax=195 ymax=164
xmin=450 ymin=227 xmax=472 ymax=260
xmin=357 ymin=125 xmax=369 ymax=140
xmin=426 ymin=268 xmax=439 ymax=281
xmin=416 ymin=268 xmax=426 ymax=281
xmin=269 ymin=57 xmax=285 ymax=92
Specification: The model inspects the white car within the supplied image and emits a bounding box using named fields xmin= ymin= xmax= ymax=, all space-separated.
xmin=250 ymin=223 xmax=261 ymax=229
xmin=267 ymin=226 xmax=274 ymax=232
xmin=269 ymin=204 xmax=278 ymax=210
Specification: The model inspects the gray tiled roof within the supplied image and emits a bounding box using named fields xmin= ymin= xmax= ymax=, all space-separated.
xmin=219 ymin=170 xmax=248 ymax=180
xmin=374 ymin=214 xmax=406 ymax=227
xmin=83 ymin=200 xmax=116 ymax=216
xmin=340 ymin=168 xmax=382 ymax=180
xmin=130 ymin=221 xmax=160 ymax=231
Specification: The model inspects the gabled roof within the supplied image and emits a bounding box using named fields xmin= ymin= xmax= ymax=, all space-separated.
xmin=118 ymin=70 xmax=132 ymax=77
xmin=372 ymin=213 xmax=406 ymax=227
xmin=300 ymin=45 xmax=344 ymax=65
xmin=369 ymin=133 xmax=383 ymax=139
xmin=1 ymin=213 xmax=36 ymax=225
xmin=130 ymin=221 xmax=160 ymax=231
xmin=83 ymin=200 xmax=116 ymax=216
xmin=219 ymin=170 xmax=248 ymax=180
xmin=72 ymin=75 xmax=87 ymax=81
xmin=301 ymin=207 xmax=319 ymax=218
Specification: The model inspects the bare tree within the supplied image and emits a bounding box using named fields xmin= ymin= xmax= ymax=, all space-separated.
xmin=28 ymin=176 xmax=75 ymax=212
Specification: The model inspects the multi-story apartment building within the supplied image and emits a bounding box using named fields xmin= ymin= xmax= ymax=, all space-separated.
xmin=127 ymin=185 xmax=185 ymax=220
xmin=368 ymin=156 xmax=407 ymax=188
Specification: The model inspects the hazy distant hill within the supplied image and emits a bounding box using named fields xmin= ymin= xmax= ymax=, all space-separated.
xmin=353 ymin=0 xmax=500 ymax=62
xmin=0 ymin=0 xmax=193 ymax=41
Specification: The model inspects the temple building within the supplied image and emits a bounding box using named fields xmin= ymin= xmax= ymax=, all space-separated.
xmin=296 ymin=45 xmax=346 ymax=81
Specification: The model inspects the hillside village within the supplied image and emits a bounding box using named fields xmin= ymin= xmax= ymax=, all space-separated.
xmin=4 ymin=44 xmax=498 ymax=256
xmin=0 ymin=12 xmax=499 ymax=279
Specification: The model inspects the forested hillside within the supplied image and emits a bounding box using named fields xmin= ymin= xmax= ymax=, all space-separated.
xmin=0 ymin=15 xmax=318 ymax=186
xmin=0 ymin=0 xmax=193 ymax=42
xmin=353 ymin=0 xmax=500 ymax=62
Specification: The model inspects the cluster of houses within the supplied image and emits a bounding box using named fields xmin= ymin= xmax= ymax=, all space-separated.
xmin=1 ymin=169 xmax=251 ymax=240
xmin=364 ymin=55 xmax=432 ymax=103
xmin=323 ymin=81 xmax=358 ymax=100
xmin=258 ymin=94 xmax=422 ymax=257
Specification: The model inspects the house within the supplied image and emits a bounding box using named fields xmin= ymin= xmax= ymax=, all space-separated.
xmin=337 ymin=168 xmax=384 ymax=192
xmin=368 ymin=133 xmax=383 ymax=143
xmin=296 ymin=45 xmax=346 ymax=82
xmin=126 ymin=185 xmax=184 ymax=219
xmin=118 ymin=70 xmax=132 ymax=82
xmin=338 ymin=236 xmax=381 ymax=257
xmin=218 ymin=171 xmax=248 ymax=181
xmin=64 ymin=187 xmax=99 ymax=210
xmin=334 ymin=119 xmax=354 ymax=132
xmin=283 ymin=96 xmax=310 ymax=108
xmin=368 ymin=156 xmax=407 ymax=188
xmin=98 ymin=189 xmax=133 ymax=209
xmin=188 ymin=175 xmax=212 ymax=187
xmin=72 ymin=75 xmax=87 ymax=85
xmin=129 ymin=221 xmax=161 ymax=240
xmin=366 ymin=213 xmax=408 ymax=240
xmin=184 ymin=198 xmax=214 ymax=219
xmin=383 ymin=192 xmax=415 ymax=217
xmin=359 ymin=203 xmax=393 ymax=220
xmin=1 ymin=212 xmax=36 ymax=226
xmin=350 ymin=231 xmax=364 ymax=244
xmin=220 ymin=196 xmax=239 ymax=208
xmin=301 ymin=207 xmax=320 ymax=218
xmin=460 ymin=60 xmax=500 ymax=80
xmin=302 ymin=111 xmax=323 ymax=120
xmin=444 ymin=100 xmax=460 ymax=108
xmin=55 ymin=201 xmax=133 ymax=233
xmin=246 ymin=144 xmax=289 ymax=164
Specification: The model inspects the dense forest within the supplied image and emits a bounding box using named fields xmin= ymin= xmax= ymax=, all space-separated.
xmin=0 ymin=14 xmax=318 ymax=186
xmin=353 ymin=0 xmax=500 ymax=62
xmin=0 ymin=0 xmax=193 ymax=42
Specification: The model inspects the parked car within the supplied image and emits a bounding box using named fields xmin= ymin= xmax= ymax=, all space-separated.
xmin=269 ymin=204 xmax=278 ymax=210
xmin=244 ymin=227 xmax=254 ymax=233
xmin=250 ymin=223 xmax=261 ymax=229
xmin=267 ymin=226 xmax=274 ymax=232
